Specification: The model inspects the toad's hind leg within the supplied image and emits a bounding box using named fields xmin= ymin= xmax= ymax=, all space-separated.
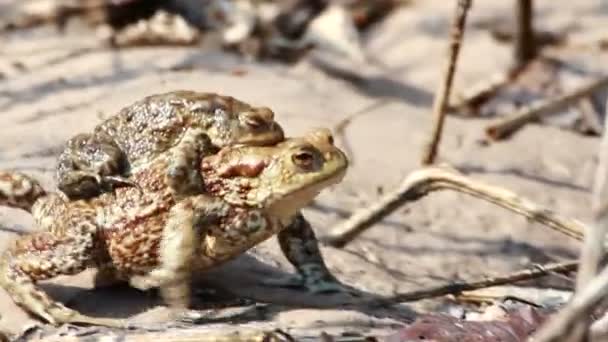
xmin=0 ymin=224 xmax=124 ymax=327
xmin=265 ymin=212 xmax=347 ymax=294
xmin=166 ymin=128 xmax=216 ymax=199
xmin=129 ymin=195 xmax=228 ymax=310
xmin=0 ymin=171 xmax=46 ymax=212
xmin=56 ymin=133 xmax=134 ymax=200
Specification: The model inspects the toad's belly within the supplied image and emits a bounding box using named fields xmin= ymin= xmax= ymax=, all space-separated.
xmin=195 ymin=208 xmax=281 ymax=270
xmin=99 ymin=206 xmax=281 ymax=277
xmin=100 ymin=211 xmax=167 ymax=276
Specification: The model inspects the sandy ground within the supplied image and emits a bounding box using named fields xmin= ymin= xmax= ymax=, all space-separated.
xmin=1 ymin=0 xmax=607 ymax=339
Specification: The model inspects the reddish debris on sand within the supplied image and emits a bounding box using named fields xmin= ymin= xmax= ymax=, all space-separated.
xmin=384 ymin=305 xmax=552 ymax=342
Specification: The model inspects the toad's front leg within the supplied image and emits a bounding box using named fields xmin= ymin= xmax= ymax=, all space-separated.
xmin=0 ymin=223 xmax=125 ymax=327
xmin=166 ymin=128 xmax=217 ymax=200
xmin=129 ymin=194 xmax=229 ymax=311
xmin=266 ymin=212 xmax=348 ymax=294
xmin=56 ymin=133 xmax=135 ymax=200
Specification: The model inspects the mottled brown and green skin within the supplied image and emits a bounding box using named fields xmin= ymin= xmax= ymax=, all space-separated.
xmin=56 ymin=90 xmax=285 ymax=200
xmin=0 ymin=129 xmax=347 ymax=327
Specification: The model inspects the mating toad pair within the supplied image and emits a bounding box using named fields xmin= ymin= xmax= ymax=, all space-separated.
xmin=0 ymin=91 xmax=349 ymax=327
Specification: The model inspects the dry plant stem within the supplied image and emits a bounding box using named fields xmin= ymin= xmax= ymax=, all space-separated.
xmin=486 ymin=76 xmax=608 ymax=140
xmin=555 ymin=99 xmax=608 ymax=341
xmin=567 ymin=105 xmax=608 ymax=339
xmin=514 ymin=0 xmax=536 ymax=67
xmin=334 ymin=100 xmax=391 ymax=135
xmin=532 ymin=107 xmax=608 ymax=342
xmin=420 ymin=0 xmax=472 ymax=165
xmin=530 ymin=264 xmax=608 ymax=342
xmin=456 ymin=286 xmax=573 ymax=307
xmin=449 ymin=71 xmax=512 ymax=114
xmin=388 ymin=261 xmax=577 ymax=303
xmin=324 ymin=167 xmax=588 ymax=248
xmin=333 ymin=99 xmax=392 ymax=164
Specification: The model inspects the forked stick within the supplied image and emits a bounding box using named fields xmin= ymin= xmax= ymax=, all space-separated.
xmin=324 ymin=166 xmax=588 ymax=247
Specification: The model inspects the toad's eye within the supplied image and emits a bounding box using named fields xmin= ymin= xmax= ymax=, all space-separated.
xmin=241 ymin=112 xmax=266 ymax=129
xmin=292 ymin=151 xmax=315 ymax=169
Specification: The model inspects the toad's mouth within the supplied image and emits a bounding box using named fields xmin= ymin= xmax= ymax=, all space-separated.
xmin=264 ymin=164 xmax=348 ymax=225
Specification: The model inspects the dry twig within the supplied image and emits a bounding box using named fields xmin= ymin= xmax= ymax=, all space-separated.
xmin=333 ymin=99 xmax=392 ymax=164
xmin=456 ymin=286 xmax=572 ymax=307
xmin=513 ymin=0 xmax=536 ymax=68
xmin=530 ymin=264 xmax=608 ymax=342
xmin=324 ymin=166 xmax=588 ymax=248
xmin=420 ymin=0 xmax=472 ymax=165
xmin=388 ymin=260 xmax=577 ymax=303
xmin=449 ymin=70 xmax=514 ymax=114
xmin=485 ymin=76 xmax=608 ymax=140
xmin=531 ymin=93 xmax=608 ymax=342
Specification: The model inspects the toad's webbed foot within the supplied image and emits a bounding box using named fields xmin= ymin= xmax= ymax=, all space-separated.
xmin=56 ymin=133 xmax=130 ymax=200
xmin=166 ymin=128 xmax=216 ymax=199
xmin=260 ymin=265 xmax=363 ymax=298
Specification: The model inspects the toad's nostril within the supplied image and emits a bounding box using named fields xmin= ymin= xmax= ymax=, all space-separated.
xmin=256 ymin=107 xmax=275 ymax=121
xmin=242 ymin=112 xmax=265 ymax=128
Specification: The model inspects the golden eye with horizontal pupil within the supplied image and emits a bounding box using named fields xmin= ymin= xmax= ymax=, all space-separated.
xmin=241 ymin=112 xmax=267 ymax=129
xmin=292 ymin=151 xmax=315 ymax=169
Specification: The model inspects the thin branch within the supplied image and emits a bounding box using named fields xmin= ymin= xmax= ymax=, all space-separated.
xmin=449 ymin=70 xmax=514 ymax=115
xmin=574 ymin=98 xmax=608 ymax=339
xmin=455 ymin=286 xmax=573 ymax=307
xmin=420 ymin=0 xmax=472 ymax=165
xmin=531 ymin=90 xmax=608 ymax=342
xmin=530 ymin=263 xmax=608 ymax=342
xmin=333 ymin=99 xmax=391 ymax=135
xmin=323 ymin=166 xmax=588 ymax=248
xmin=513 ymin=0 xmax=536 ymax=68
xmin=332 ymin=99 xmax=392 ymax=164
xmin=485 ymin=76 xmax=608 ymax=140
xmin=387 ymin=261 xmax=577 ymax=303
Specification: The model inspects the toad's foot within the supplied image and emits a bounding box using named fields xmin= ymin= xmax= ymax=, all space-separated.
xmin=56 ymin=132 xmax=130 ymax=200
xmin=261 ymin=269 xmax=357 ymax=295
xmin=275 ymin=213 xmax=358 ymax=295
xmin=167 ymin=128 xmax=215 ymax=198
xmin=99 ymin=175 xmax=141 ymax=193
xmin=58 ymin=171 xmax=140 ymax=199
